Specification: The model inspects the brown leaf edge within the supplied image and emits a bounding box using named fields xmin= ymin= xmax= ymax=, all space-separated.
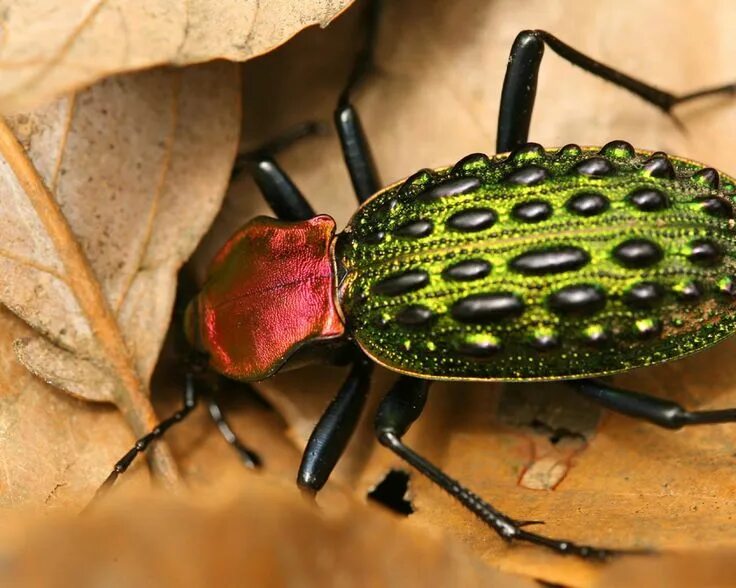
xmin=0 ymin=117 xmax=179 ymax=487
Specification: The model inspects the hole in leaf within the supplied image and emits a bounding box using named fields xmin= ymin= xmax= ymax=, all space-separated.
xmin=529 ymin=418 xmax=586 ymax=445
xmin=367 ymin=469 xmax=414 ymax=516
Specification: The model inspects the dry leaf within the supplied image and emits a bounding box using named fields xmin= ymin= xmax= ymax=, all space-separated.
xmin=0 ymin=476 xmax=535 ymax=588
xmin=186 ymin=0 xmax=736 ymax=585
xmin=0 ymin=0 xmax=356 ymax=114
xmin=594 ymin=551 xmax=736 ymax=588
xmin=0 ymin=62 xmax=241 ymax=489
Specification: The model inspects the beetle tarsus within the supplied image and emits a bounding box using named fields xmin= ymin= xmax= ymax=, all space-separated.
xmin=374 ymin=378 xmax=642 ymax=560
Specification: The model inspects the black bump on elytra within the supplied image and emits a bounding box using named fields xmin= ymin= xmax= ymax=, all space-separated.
xmin=509 ymin=246 xmax=590 ymax=276
xmin=395 ymin=305 xmax=433 ymax=326
xmin=394 ymin=219 xmax=433 ymax=238
xmin=398 ymin=169 xmax=435 ymax=197
xmin=675 ymin=280 xmax=703 ymax=302
xmin=612 ymin=239 xmax=663 ymax=269
xmin=510 ymin=142 xmax=545 ymax=160
xmin=688 ymin=239 xmax=723 ymax=266
xmin=447 ymin=208 xmax=497 ymax=232
xmin=628 ymin=187 xmax=669 ymax=212
xmin=692 ymin=167 xmax=720 ymax=189
xmin=575 ymin=157 xmax=614 ymax=177
xmin=362 ymin=230 xmax=386 ymax=244
xmin=635 ymin=319 xmax=662 ymax=339
xmin=452 ymin=153 xmax=491 ymax=174
xmin=451 ymin=293 xmax=524 ymax=323
xmin=417 ymin=176 xmax=481 ymax=201
xmin=624 ymin=281 xmax=665 ymax=309
xmin=443 ymin=259 xmax=492 ymax=282
xmin=373 ymin=270 xmax=429 ymax=296
xmin=719 ymin=277 xmax=736 ymax=297
xmin=505 ymin=165 xmax=549 ymax=186
xmin=566 ymin=192 xmax=610 ymax=217
xmin=529 ymin=332 xmax=560 ymax=351
xmin=556 ymin=144 xmax=582 ymax=158
xmin=548 ymin=284 xmax=606 ymax=316
xmin=455 ymin=338 xmax=501 ymax=358
xmin=600 ymin=140 xmax=635 ymax=158
xmin=584 ymin=328 xmax=609 ymax=347
xmin=699 ymin=196 xmax=734 ymax=219
xmin=378 ymin=198 xmax=399 ymax=216
xmin=642 ymin=155 xmax=675 ymax=179
xmin=511 ymin=200 xmax=553 ymax=223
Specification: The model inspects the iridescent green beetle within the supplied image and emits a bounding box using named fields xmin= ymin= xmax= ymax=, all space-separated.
xmin=342 ymin=144 xmax=736 ymax=382
xmin=104 ymin=23 xmax=736 ymax=560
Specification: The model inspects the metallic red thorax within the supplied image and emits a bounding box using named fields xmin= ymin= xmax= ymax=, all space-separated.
xmin=185 ymin=215 xmax=344 ymax=381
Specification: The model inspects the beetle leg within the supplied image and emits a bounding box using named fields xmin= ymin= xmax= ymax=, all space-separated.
xmin=335 ymin=0 xmax=382 ymax=204
xmin=497 ymin=29 xmax=736 ymax=152
xmin=297 ymin=357 xmax=374 ymax=494
xmin=207 ymin=394 xmax=261 ymax=468
xmin=92 ymin=367 xmax=200 ymax=501
xmin=568 ymin=379 xmax=736 ymax=429
xmin=241 ymin=155 xmax=316 ymax=222
xmin=374 ymin=375 xmax=644 ymax=560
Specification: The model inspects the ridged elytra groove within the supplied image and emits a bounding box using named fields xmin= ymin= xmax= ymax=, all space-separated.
xmin=443 ymin=259 xmax=492 ymax=281
xmin=566 ymin=192 xmax=609 ymax=216
xmin=628 ymin=188 xmax=668 ymax=211
xmin=447 ymin=208 xmax=497 ymax=232
xmin=509 ymin=246 xmax=590 ymax=276
xmin=612 ymin=239 xmax=663 ymax=268
xmin=341 ymin=145 xmax=736 ymax=381
xmin=548 ymin=285 xmax=606 ymax=316
xmin=451 ymin=293 xmax=524 ymax=323
xmin=372 ymin=270 xmax=429 ymax=296
xmin=624 ymin=282 xmax=665 ymax=309
xmin=511 ymin=200 xmax=553 ymax=223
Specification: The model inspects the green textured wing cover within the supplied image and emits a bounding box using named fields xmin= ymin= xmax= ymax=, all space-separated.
xmin=337 ymin=143 xmax=736 ymax=381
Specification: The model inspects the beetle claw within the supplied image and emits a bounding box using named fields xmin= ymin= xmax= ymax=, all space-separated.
xmin=514 ymin=519 xmax=545 ymax=528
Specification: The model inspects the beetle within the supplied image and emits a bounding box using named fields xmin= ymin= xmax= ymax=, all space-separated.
xmin=100 ymin=6 xmax=736 ymax=559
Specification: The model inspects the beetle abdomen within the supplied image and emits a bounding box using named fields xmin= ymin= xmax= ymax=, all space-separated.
xmin=338 ymin=143 xmax=736 ymax=381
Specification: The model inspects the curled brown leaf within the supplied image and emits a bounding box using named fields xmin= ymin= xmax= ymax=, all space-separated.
xmin=0 ymin=62 xmax=241 ymax=486
xmin=0 ymin=0 xmax=356 ymax=114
